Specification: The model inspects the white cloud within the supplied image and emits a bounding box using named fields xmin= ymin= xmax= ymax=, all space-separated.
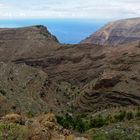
xmin=0 ymin=0 xmax=139 ymax=20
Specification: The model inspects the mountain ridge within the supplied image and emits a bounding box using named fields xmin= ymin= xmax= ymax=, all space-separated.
xmin=0 ymin=25 xmax=60 ymax=61
xmin=80 ymin=17 xmax=140 ymax=46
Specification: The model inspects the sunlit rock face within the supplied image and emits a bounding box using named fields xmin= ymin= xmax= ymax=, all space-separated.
xmin=80 ymin=18 xmax=140 ymax=46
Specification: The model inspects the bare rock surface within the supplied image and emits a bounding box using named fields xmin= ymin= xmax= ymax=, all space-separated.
xmin=80 ymin=18 xmax=140 ymax=46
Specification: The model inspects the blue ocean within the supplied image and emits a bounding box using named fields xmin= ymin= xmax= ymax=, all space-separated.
xmin=0 ymin=19 xmax=106 ymax=44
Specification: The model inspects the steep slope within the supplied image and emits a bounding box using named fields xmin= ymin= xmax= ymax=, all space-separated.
xmin=80 ymin=18 xmax=140 ymax=46
xmin=0 ymin=62 xmax=48 ymax=116
xmin=0 ymin=62 xmax=73 ymax=116
xmin=0 ymin=25 xmax=60 ymax=61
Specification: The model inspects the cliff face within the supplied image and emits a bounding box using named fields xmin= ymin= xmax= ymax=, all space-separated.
xmin=0 ymin=25 xmax=60 ymax=61
xmin=80 ymin=18 xmax=140 ymax=46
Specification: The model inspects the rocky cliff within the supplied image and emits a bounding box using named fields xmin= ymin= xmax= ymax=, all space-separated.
xmin=0 ymin=25 xmax=59 ymax=61
xmin=80 ymin=18 xmax=140 ymax=46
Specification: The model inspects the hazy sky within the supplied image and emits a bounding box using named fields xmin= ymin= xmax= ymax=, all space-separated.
xmin=0 ymin=0 xmax=140 ymax=20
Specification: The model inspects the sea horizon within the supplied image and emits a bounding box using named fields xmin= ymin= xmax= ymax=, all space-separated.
xmin=0 ymin=19 xmax=107 ymax=44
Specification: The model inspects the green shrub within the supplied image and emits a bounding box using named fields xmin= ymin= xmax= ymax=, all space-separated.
xmin=56 ymin=114 xmax=88 ymax=133
xmin=75 ymin=119 xmax=86 ymax=133
xmin=114 ymin=111 xmax=126 ymax=122
xmin=92 ymin=133 xmax=108 ymax=140
xmin=136 ymin=107 xmax=140 ymax=117
xmin=27 ymin=111 xmax=35 ymax=118
xmin=105 ymin=114 xmax=115 ymax=124
xmin=136 ymin=111 xmax=140 ymax=118
xmin=0 ymin=122 xmax=29 ymax=140
xmin=0 ymin=90 xmax=6 ymax=96
xmin=56 ymin=109 xmax=140 ymax=133
xmin=126 ymin=112 xmax=134 ymax=120
xmin=90 ymin=115 xmax=107 ymax=128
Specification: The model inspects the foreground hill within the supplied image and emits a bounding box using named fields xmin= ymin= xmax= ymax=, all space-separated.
xmin=0 ymin=113 xmax=88 ymax=140
xmin=87 ymin=118 xmax=140 ymax=140
xmin=80 ymin=18 xmax=140 ymax=46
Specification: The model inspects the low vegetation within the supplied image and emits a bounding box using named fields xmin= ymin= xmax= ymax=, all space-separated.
xmin=90 ymin=129 xmax=140 ymax=140
xmin=0 ymin=122 xmax=28 ymax=140
xmin=56 ymin=107 xmax=140 ymax=133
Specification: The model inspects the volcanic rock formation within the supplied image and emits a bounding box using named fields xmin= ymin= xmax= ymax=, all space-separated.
xmin=80 ymin=18 xmax=140 ymax=46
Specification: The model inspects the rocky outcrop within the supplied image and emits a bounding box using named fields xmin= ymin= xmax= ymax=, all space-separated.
xmin=0 ymin=25 xmax=60 ymax=61
xmin=80 ymin=18 xmax=140 ymax=46
xmin=74 ymin=45 xmax=140 ymax=112
xmin=0 ymin=113 xmax=88 ymax=140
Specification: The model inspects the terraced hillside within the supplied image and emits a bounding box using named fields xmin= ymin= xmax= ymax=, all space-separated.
xmin=75 ymin=44 xmax=140 ymax=112
xmin=13 ymin=43 xmax=140 ymax=113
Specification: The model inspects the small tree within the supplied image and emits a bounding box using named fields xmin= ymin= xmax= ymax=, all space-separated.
xmin=114 ymin=111 xmax=126 ymax=122
xmin=90 ymin=115 xmax=106 ymax=128
xmin=75 ymin=119 xmax=86 ymax=133
xmin=126 ymin=111 xmax=134 ymax=120
xmin=106 ymin=114 xmax=115 ymax=124
xmin=136 ymin=107 xmax=140 ymax=117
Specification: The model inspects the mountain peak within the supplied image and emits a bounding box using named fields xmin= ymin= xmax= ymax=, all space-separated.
xmin=80 ymin=17 xmax=140 ymax=46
